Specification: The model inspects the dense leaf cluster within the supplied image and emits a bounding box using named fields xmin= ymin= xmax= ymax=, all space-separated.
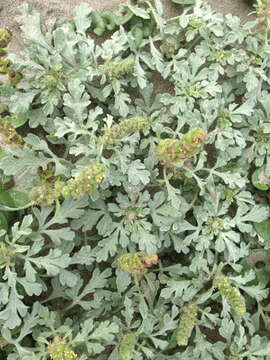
xmin=0 ymin=0 xmax=270 ymax=359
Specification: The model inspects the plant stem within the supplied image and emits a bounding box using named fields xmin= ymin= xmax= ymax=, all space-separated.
xmin=0 ymin=201 xmax=35 ymax=211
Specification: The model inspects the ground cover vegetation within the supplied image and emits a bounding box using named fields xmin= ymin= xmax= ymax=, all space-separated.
xmin=0 ymin=0 xmax=270 ymax=358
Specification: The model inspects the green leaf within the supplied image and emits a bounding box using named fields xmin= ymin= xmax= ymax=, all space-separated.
xmin=127 ymin=4 xmax=150 ymax=19
xmin=114 ymin=92 xmax=131 ymax=117
xmin=0 ymin=213 xmax=8 ymax=232
xmin=0 ymin=84 xmax=16 ymax=97
xmin=219 ymin=318 xmax=235 ymax=340
xmin=63 ymin=79 xmax=91 ymax=123
xmin=132 ymin=230 xmax=157 ymax=253
xmin=233 ymin=204 xmax=269 ymax=233
xmin=213 ymin=170 xmax=246 ymax=188
xmin=16 ymin=3 xmax=52 ymax=49
xmin=74 ymin=3 xmax=93 ymax=34
xmin=0 ymin=288 xmax=28 ymax=329
xmin=16 ymin=277 xmax=42 ymax=296
xmin=165 ymin=181 xmax=182 ymax=210
xmin=240 ymin=282 xmax=269 ymax=302
xmin=65 ymin=268 xmax=111 ymax=307
xmin=44 ymin=227 xmax=75 ymax=245
xmin=160 ymin=280 xmax=193 ymax=300
xmin=254 ymin=220 xmax=270 ymax=242
xmin=2 ymin=114 xmax=28 ymax=128
xmin=89 ymin=321 xmax=118 ymax=342
xmin=71 ymin=245 xmax=95 ymax=265
xmin=0 ymin=146 xmax=49 ymax=178
xmin=53 ymin=24 xmax=77 ymax=64
xmin=127 ymin=160 xmax=150 ymax=186
xmin=11 ymin=215 xmax=33 ymax=240
xmin=29 ymin=249 xmax=71 ymax=276
xmin=116 ymin=268 xmax=131 ymax=294
xmin=150 ymin=39 xmax=164 ymax=73
xmin=0 ymin=190 xmax=15 ymax=207
xmin=6 ymin=190 xmax=30 ymax=208
xmin=9 ymin=92 xmax=36 ymax=114
xmin=59 ymin=269 xmax=79 ymax=287
xmin=252 ymin=166 xmax=270 ymax=190
xmin=24 ymin=133 xmax=70 ymax=176
xmin=27 ymin=108 xmax=47 ymax=128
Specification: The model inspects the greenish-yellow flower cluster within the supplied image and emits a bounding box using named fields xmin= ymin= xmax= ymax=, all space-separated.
xmin=0 ymin=121 xmax=24 ymax=148
xmin=155 ymin=128 xmax=206 ymax=165
xmin=8 ymin=71 xmax=23 ymax=88
xmin=0 ymin=28 xmax=22 ymax=87
xmin=59 ymin=162 xmax=105 ymax=199
xmin=100 ymin=58 xmax=135 ymax=79
xmin=255 ymin=0 xmax=270 ymax=29
xmin=213 ymin=273 xmax=246 ymax=315
xmin=30 ymin=163 xmax=105 ymax=205
xmin=0 ymin=28 xmax=12 ymax=52
xmin=118 ymin=251 xmax=158 ymax=280
xmin=48 ymin=337 xmax=78 ymax=360
xmin=0 ymin=242 xmax=17 ymax=268
xmin=119 ymin=333 xmax=137 ymax=360
xmin=176 ymin=302 xmax=198 ymax=346
xmin=98 ymin=117 xmax=150 ymax=146
xmin=0 ymin=57 xmax=11 ymax=74
xmin=30 ymin=183 xmax=62 ymax=206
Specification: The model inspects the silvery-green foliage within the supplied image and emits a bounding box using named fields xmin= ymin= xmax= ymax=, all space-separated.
xmin=0 ymin=0 xmax=270 ymax=358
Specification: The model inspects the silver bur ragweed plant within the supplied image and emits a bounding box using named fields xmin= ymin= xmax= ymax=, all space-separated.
xmin=1 ymin=0 xmax=270 ymax=359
